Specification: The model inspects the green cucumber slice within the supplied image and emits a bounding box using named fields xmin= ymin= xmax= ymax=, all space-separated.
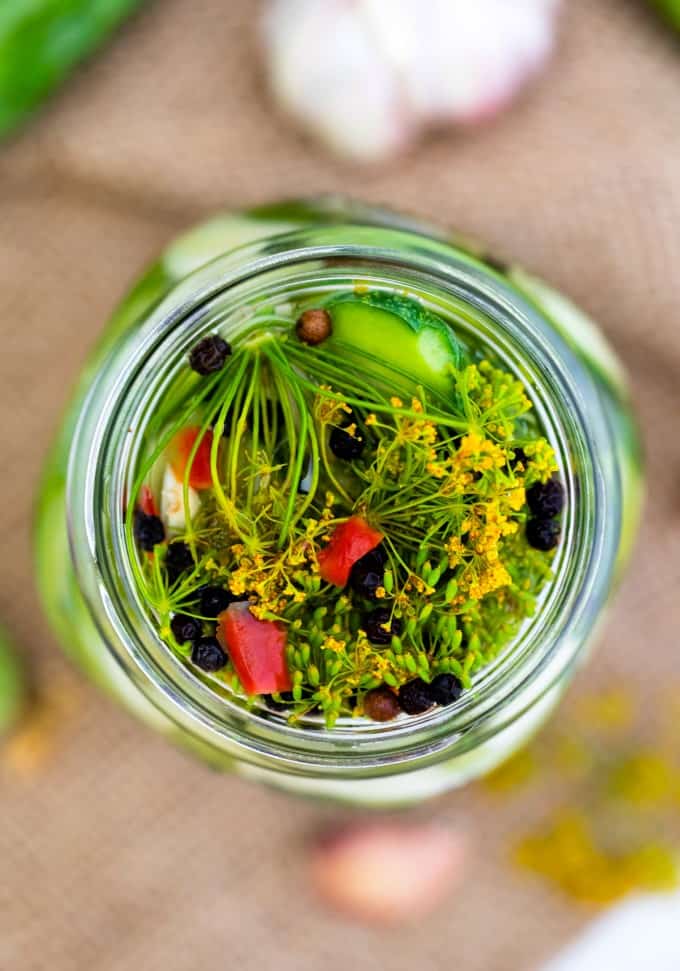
xmin=326 ymin=292 xmax=462 ymax=398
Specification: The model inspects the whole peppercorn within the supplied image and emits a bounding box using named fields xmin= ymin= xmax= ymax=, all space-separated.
xmin=133 ymin=510 xmax=165 ymax=551
xmin=364 ymin=607 xmax=403 ymax=645
xmin=398 ymin=679 xmax=434 ymax=716
xmin=199 ymin=585 xmax=237 ymax=618
xmin=527 ymin=477 xmax=565 ymax=519
xmin=170 ymin=613 xmax=202 ymax=645
xmin=363 ymin=686 xmax=401 ymax=722
xmin=165 ymin=541 xmax=195 ymax=584
xmin=191 ymin=637 xmax=228 ymax=672
xmin=296 ymin=308 xmax=333 ymax=345
xmin=329 ymin=424 xmax=365 ymax=461
xmin=264 ymin=691 xmax=294 ymax=712
xmin=349 ymin=546 xmax=387 ymax=600
xmin=428 ymin=673 xmax=463 ymax=706
xmin=509 ymin=446 xmax=528 ymax=469
xmin=526 ymin=517 xmax=561 ymax=551
xmin=189 ymin=334 xmax=232 ymax=375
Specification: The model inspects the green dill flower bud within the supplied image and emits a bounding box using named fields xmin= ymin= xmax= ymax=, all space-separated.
xmin=428 ymin=566 xmax=442 ymax=587
xmin=383 ymin=569 xmax=394 ymax=594
xmin=445 ymin=578 xmax=458 ymax=602
xmin=419 ymin=602 xmax=434 ymax=623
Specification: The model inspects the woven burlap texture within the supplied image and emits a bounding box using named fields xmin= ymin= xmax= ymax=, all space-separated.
xmin=1 ymin=1 xmax=679 ymax=969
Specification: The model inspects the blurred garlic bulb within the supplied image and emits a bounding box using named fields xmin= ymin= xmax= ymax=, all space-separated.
xmin=262 ymin=0 xmax=561 ymax=162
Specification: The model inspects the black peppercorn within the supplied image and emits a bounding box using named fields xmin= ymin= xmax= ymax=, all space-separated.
xmin=165 ymin=541 xmax=195 ymax=584
xmin=363 ymin=607 xmax=403 ymax=645
xmin=199 ymin=586 xmax=237 ymax=618
xmin=509 ymin=446 xmax=528 ymax=469
xmin=170 ymin=613 xmax=202 ymax=645
xmin=329 ymin=424 xmax=365 ymax=461
xmin=428 ymin=673 xmax=463 ymax=706
xmin=264 ymin=692 xmax=294 ymax=712
xmin=191 ymin=637 xmax=228 ymax=672
xmin=133 ymin=510 xmax=165 ymax=551
xmin=398 ymin=679 xmax=434 ymax=715
xmin=189 ymin=334 xmax=231 ymax=375
xmin=526 ymin=517 xmax=561 ymax=551
xmin=527 ymin=477 xmax=565 ymax=519
xmin=349 ymin=546 xmax=387 ymax=600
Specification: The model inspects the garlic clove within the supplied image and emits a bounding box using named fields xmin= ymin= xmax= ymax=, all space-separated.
xmin=262 ymin=0 xmax=561 ymax=162
xmin=160 ymin=464 xmax=200 ymax=531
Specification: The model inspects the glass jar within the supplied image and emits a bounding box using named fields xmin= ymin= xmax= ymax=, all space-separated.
xmin=34 ymin=199 xmax=643 ymax=806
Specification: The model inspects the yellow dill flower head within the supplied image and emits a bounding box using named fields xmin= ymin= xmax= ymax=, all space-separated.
xmin=507 ymin=486 xmax=526 ymax=511
xmin=323 ymin=636 xmax=346 ymax=654
xmin=390 ymin=396 xmax=404 ymax=408
xmin=365 ymin=413 xmax=378 ymax=426
xmin=524 ymin=440 xmax=558 ymax=482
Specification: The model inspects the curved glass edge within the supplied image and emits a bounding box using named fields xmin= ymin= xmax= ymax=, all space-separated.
xmin=33 ymin=199 xmax=644 ymax=805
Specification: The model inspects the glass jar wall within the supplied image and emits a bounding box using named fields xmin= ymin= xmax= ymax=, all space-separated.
xmin=34 ymin=200 xmax=643 ymax=806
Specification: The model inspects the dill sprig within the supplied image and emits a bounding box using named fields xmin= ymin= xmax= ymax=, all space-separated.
xmin=126 ymin=303 xmax=559 ymax=727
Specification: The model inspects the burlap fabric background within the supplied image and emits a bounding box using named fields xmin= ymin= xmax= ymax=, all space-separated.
xmin=1 ymin=1 xmax=679 ymax=968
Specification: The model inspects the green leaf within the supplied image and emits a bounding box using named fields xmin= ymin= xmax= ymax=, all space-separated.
xmin=0 ymin=0 xmax=144 ymax=139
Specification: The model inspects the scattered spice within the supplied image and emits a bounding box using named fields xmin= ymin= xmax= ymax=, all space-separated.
xmin=483 ymin=685 xmax=680 ymax=906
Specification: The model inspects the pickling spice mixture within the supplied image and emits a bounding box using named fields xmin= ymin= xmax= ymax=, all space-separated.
xmin=484 ymin=688 xmax=680 ymax=905
xmin=126 ymin=290 xmax=564 ymax=726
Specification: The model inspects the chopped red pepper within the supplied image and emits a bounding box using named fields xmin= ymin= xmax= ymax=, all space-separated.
xmin=317 ymin=516 xmax=384 ymax=587
xmin=139 ymin=484 xmax=158 ymax=517
xmin=169 ymin=426 xmax=215 ymax=491
xmin=217 ymin=603 xmax=291 ymax=695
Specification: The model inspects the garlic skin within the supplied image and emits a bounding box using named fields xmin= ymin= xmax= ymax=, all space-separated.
xmin=262 ymin=0 xmax=561 ymax=162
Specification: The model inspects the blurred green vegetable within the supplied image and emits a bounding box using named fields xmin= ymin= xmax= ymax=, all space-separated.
xmin=0 ymin=0 xmax=143 ymax=139
xmin=0 ymin=624 xmax=25 ymax=733
xmin=650 ymin=0 xmax=680 ymax=29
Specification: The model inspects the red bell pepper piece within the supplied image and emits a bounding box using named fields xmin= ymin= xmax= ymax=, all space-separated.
xmin=317 ymin=516 xmax=384 ymax=587
xmin=217 ymin=603 xmax=291 ymax=695
xmin=169 ymin=426 xmax=214 ymax=491
xmin=139 ymin=484 xmax=158 ymax=517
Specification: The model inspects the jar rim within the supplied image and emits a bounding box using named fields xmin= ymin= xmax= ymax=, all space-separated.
xmin=67 ymin=222 xmax=621 ymax=778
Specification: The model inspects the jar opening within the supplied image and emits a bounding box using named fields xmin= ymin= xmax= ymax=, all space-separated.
xmin=68 ymin=225 xmax=618 ymax=776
